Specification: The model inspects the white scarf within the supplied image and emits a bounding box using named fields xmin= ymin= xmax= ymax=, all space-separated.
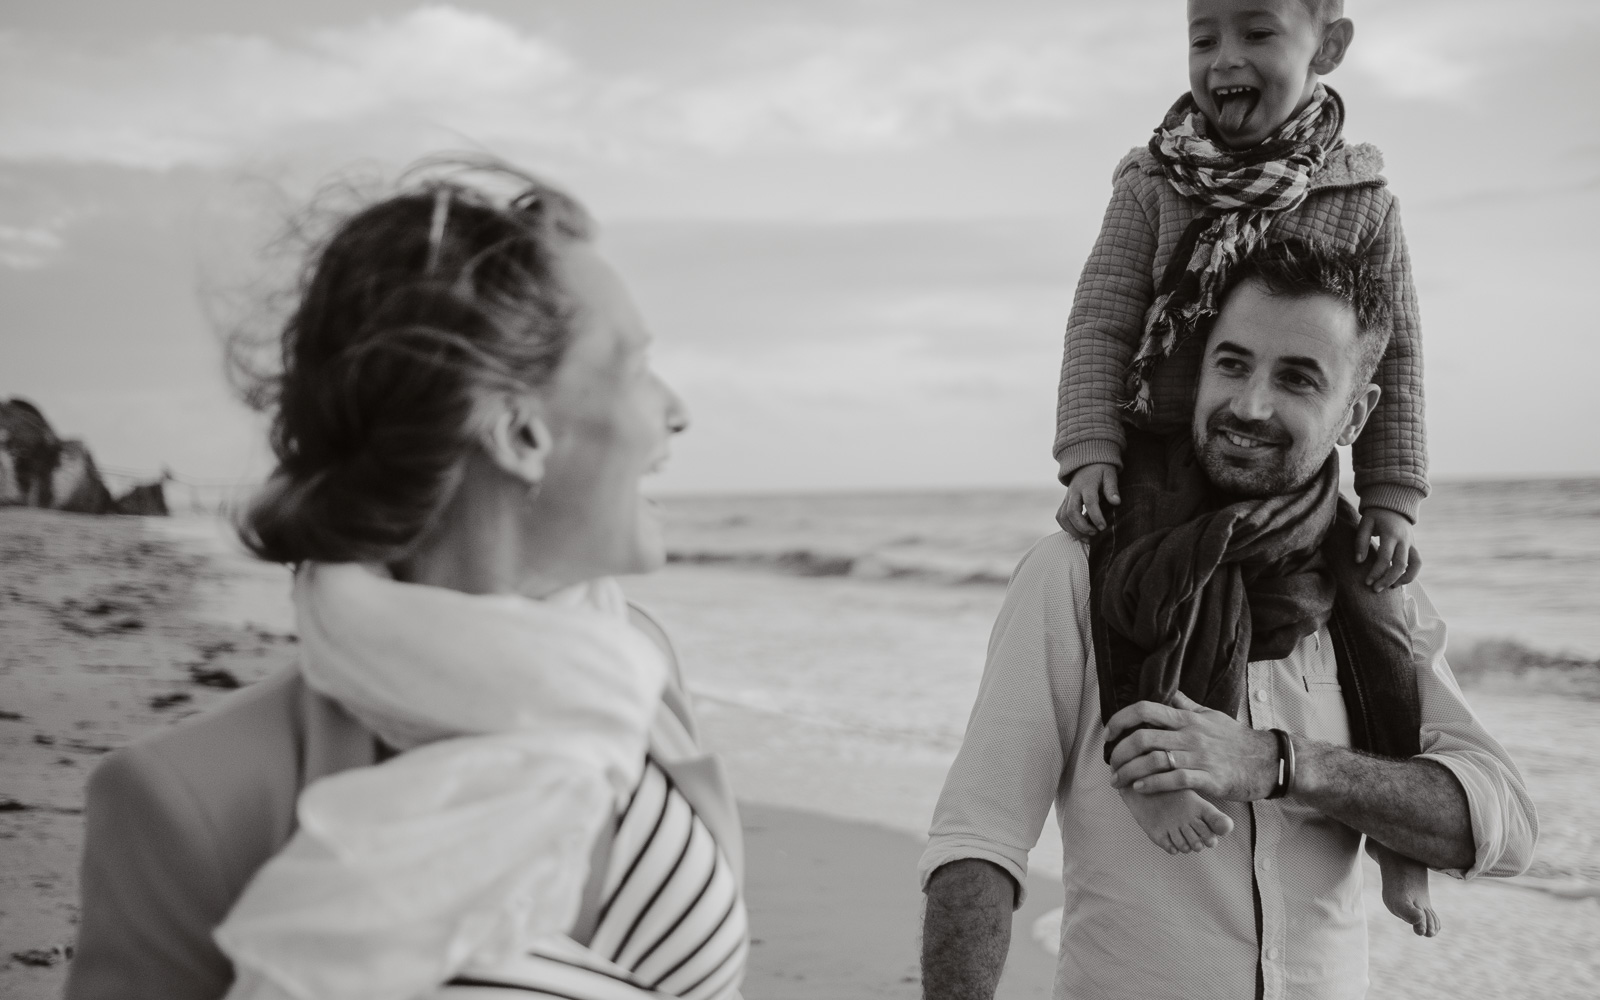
xmin=214 ymin=564 xmax=668 ymax=1000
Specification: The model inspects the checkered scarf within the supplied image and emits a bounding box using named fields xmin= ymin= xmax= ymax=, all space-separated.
xmin=1124 ymin=84 xmax=1345 ymax=419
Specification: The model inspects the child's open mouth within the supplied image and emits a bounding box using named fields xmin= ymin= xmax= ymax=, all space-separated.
xmin=1212 ymin=86 xmax=1260 ymax=135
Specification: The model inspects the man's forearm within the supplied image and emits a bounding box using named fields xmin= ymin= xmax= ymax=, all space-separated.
xmin=1292 ymin=737 xmax=1476 ymax=870
xmin=921 ymin=859 xmax=1015 ymax=1000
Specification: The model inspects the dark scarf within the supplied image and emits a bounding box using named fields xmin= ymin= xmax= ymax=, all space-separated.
xmin=1089 ymin=430 xmax=1422 ymax=763
xmin=1090 ymin=432 xmax=1338 ymax=732
xmin=1124 ymin=85 xmax=1345 ymax=420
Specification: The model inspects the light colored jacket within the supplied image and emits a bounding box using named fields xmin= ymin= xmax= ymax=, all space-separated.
xmin=1054 ymin=143 xmax=1428 ymax=521
xmin=63 ymin=610 xmax=739 ymax=1000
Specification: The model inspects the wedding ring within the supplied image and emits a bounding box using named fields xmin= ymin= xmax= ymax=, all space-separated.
xmin=1164 ymin=750 xmax=1178 ymax=772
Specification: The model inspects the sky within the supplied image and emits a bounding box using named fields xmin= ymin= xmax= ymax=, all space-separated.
xmin=2 ymin=0 xmax=1598 ymax=494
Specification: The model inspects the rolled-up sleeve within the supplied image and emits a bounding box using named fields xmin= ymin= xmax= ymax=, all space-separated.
xmin=919 ymin=533 xmax=1092 ymax=905
xmin=1405 ymin=584 xmax=1540 ymax=880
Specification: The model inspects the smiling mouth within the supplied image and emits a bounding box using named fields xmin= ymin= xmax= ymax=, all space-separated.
xmin=1212 ymin=85 xmax=1260 ymax=134
xmin=1221 ymin=430 xmax=1276 ymax=450
xmin=1210 ymin=419 xmax=1285 ymax=452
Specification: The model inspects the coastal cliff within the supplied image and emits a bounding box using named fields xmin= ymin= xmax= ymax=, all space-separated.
xmin=0 ymin=399 xmax=165 ymax=516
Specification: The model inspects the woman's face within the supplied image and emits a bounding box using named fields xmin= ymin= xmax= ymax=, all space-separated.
xmin=521 ymin=243 xmax=688 ymax=584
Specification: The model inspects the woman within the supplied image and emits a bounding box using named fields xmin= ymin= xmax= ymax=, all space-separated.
xmin=64 ymin=166 xmax=747 ymax=1000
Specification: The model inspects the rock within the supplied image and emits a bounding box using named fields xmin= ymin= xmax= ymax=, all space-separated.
xmin=188 ymin=665 xmax=241 ymax=690
xmin=0 ymin=397 xmax=166 ymax=516
xmin=0 ymin=398 xmax=58 ymax=506
xmin=148 ymin=691 xmax=192 ymax=711
xmin=51 ymin=440 xmax=116 ymax=514
xmin=115 ymin=481 xmax=169 ymax=516
xmin=9 ymin=946 xmax=66 ymax=968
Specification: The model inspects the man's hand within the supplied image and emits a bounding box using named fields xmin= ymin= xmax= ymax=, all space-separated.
xmin=1057 ymin=463 xmax=1120 ymax=538
xmin=1355 ymin=508 xmax=1422 ymax=592
xmin=1105 ymin=693 xmax=1279 ymax=802
xmin=1108 ymin=697 xmax=1479 ymax=871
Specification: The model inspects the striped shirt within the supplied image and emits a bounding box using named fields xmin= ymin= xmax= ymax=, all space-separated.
xmin=443 ymin=757 xmax=748 ymax=1000
xmin=440 ymin=681 xmax=748 ymax=1000
xmin=920 ymin=532 xmax=1538 ymax=1000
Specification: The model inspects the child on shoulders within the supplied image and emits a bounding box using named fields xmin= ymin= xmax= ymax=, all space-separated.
xmin=1054 ymin=0 xmax=1439 ymax=937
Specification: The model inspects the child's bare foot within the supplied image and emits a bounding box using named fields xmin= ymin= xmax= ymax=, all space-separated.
xmin=1119 ymin=786 xmax=1233 ymax=855
xmin=1368 ymin=840 xmax=1440 ymax=937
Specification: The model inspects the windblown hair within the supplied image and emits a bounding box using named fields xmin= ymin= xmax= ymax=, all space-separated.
xmin=1220 ymin=237 xmax=1391 ymax=389
xmin=231 ymin=159 xmax=594 ymax=565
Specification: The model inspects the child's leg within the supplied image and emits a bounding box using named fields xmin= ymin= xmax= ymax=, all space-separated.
xmin=1323 ymin=506 xmax=1437 ymax=934
xmin=1119 ymin=786 xmax=1234 ymax=854
xmin=1087 ymin=429 xmax=1237 ymax=854
xmin=1366 ymin=839 xmax=1440 ymax=937
xmin=1322 ymin=506 xmax=1424 ymax=761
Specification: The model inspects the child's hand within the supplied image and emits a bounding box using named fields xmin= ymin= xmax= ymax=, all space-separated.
xmin=1354 ymin=508 xmax=1422 ymax=592
xmin=1057 ymin=463 xmax=1121 ymax=538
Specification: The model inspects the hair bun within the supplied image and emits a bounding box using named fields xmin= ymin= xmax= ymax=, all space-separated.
xmin=232 ymin=161 xmax=592 ymax=565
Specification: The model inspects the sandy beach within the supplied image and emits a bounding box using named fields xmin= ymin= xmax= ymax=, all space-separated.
xmin=2 ymin=507 xmax=1597 ymax=999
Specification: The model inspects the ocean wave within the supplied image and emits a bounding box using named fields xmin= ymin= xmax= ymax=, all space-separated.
xmin=688 ymin=689 xmax=967 ymax=750
xmin=666 ymin=547 xmax=1016 ymax=586
xmin=1449 ymin=637 xmax=1600 ymax=696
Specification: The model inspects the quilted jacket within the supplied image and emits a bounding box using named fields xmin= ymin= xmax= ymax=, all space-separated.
xmin=1054 ymin=142 xmax=1428 ymax=521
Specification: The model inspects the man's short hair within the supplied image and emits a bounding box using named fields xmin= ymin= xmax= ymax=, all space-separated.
xmin=1219 ymin=238 xmax=1391 ymax=390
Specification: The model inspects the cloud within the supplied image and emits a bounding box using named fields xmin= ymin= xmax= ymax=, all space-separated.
xmin=0 ymin=7 xmax=582 ymax=169
xmin=2 ymin=1 xmax=1595 ymax=174
xmin=0 ymin=223 xmax=63 ymax=269
xmin=662 ymin=15 xmax=1171 ymax=152
xmin=0 ymin=3 xmax=1180 ymax=170
xmin=0 ymin=174 xmax=90 ymax=270
xmin=1346 ymin=34 xmax=1474 ymax=100
xmin=1344 ymin=0 xmax=1600 ymax=100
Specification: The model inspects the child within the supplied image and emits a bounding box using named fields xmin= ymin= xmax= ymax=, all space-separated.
xmin=1055 ymin=0 xmax=1438 ymax=936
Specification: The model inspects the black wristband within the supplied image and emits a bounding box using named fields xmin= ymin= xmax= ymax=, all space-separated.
xmin=1267 ymin=728 xmax=1295 ymax=800
xmin=1282 ymin=728 xmax=1297 ymax=797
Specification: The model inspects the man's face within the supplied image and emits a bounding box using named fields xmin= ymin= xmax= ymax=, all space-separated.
xmin=1192 ymin=278 xmax=1376 ymax=497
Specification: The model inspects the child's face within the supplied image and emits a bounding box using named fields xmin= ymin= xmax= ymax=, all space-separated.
xmin=1186 ymin=0 xmax=1329 ymax=149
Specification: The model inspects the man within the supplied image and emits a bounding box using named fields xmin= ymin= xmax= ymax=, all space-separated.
xmin=919 ymin=241 xmax=1537 ymax=1000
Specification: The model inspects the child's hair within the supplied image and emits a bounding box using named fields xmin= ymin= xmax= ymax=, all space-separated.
xmin=1220 ymin=238 xmax=1390 ymax=389
xmin=1298 ymin=0 xmax=1345 ymax=25
xmin=230 ymin=159 xmax=594 ymax=566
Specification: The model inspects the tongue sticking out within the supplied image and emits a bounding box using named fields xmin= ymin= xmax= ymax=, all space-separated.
xmin=1216 ymin=91 xmax=1258 ymax=135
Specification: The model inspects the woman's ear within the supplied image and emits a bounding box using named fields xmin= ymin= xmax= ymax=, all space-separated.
xmin=481 ymin=394 xmax=553 ymax=487
xmin=1312 ymin=18 xmax=1354 ymax=76
xmin=1336 ymin=382 xmax=1381 ymax=448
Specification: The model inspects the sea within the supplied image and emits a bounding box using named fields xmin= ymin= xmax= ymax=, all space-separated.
xmin=657 ymin=477 xmax=1600 ymax=659
xmin=639 ymin=478 xmax=1600 ymax=887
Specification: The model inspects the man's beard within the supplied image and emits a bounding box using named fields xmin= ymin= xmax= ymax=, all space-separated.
xmin=1193 ymin=413 xmax=1332 ymax=498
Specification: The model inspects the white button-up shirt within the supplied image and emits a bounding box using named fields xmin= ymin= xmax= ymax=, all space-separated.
xmin=920 ymin=533 xmax=1538 ymax=1000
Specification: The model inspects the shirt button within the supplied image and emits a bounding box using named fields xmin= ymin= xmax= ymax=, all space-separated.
xmin=1266 ymin=947 xmax=1280 ymax=961
xmin=1254 ymin=689 xmax=1268 ymax=703
xmin=1258 ymin=856 xmax=1270 ymax=871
